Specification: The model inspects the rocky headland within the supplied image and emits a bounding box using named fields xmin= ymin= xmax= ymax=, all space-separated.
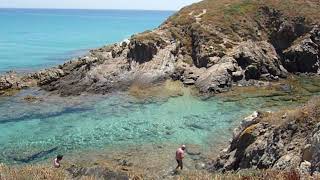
xmin=1 ymin=0 xmax=319 ymax=97
xmin=1 ymin=0 xmax=320 ymax=179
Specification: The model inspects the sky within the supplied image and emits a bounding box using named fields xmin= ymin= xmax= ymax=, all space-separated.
xmin=0 ymin=0 xmax=201 ymax=10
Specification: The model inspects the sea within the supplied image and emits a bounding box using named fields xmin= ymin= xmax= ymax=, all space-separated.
xmin=0 ymin=8 xmax=173 ymax=72
xmin=0 ymin=8 xmax=319 ymax=166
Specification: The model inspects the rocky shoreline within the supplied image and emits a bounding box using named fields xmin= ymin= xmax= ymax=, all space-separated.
xmin=1 ymin=0 xmax=320 ymax=179
xmin=1 ymin=1 xmax=319 ymax=97
xmin=208 ymin=97 xmax=320 ymax=177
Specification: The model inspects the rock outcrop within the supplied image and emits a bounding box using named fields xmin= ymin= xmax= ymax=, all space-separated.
xmin=0 ymin=72 xmax=36 ymax=94
xmin=283 ymin=26 xmax=320 ymax=73
xmin=34 ymin=32 xmax=176 ymax=96
xmin=1 ymin=0 xmax=320 ymax=96
xmin=208 ymin=97 xmax=320 ymax=176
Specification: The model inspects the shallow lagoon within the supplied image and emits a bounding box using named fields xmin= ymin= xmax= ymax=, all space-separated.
xmin=0 ymin=88 xmax=252 ymax=164
xmin=1 ymin=77 xmax=320 ymax=165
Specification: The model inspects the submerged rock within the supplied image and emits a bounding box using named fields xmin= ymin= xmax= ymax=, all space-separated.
xmin=23 ymin=95 xmax=44 ymax=103
xmin=66 ymin=165 xmax=129 ymax=180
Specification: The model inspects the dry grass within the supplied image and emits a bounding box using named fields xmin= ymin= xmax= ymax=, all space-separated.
xmin=163 ymin=0 xmax=320 ymax=53
xmin=1 ymin=163 xmax=319 ymax=180
xmin=174 ymin=169 xmax=318 ymax=180
xmin=262 ymin=96 xmax=320 ymax=126
xmin=0 ymin=163 xmax=68 ymax=180
xmin=167 ymin=0 xmax=320 ymax=26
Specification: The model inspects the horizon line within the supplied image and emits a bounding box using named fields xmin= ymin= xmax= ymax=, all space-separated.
xmin=0 ymin=7 xmax=177 ymax=12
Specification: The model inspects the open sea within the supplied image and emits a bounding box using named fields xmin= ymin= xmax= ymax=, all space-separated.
xmin=0 ymin=8 xmax=173 ymax=72
xmin=1 ymin=8 xmax=320 ymax=167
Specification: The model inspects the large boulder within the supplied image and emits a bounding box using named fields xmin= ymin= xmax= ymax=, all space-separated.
xmin=127 ymin=32 xmax=167 ymax=64
xmin=283 ymin=26 xmax=320 ymax=73
xmin=195 ymin=57 xmax=238 ymax=93
xmin=231 ymin=40 xmax=287 ymax=80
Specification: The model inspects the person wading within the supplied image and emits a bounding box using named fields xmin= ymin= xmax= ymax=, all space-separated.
xmin=53 ymin=154 xmax=63 ymax=168
xmin=175 ymin=145 xmax=186 ymax=170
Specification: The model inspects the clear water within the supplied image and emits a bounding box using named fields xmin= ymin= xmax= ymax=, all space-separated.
xmin=0 ymin=8 xmax=173 ymax=72
xmin=0 ymin=89 xmax=261 ymax=164
xmin=1 ymin=8 xmax=320 ymax=167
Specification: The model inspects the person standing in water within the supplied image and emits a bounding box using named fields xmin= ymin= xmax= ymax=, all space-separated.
xmin=53 ymin=155 xmax=63 ymax=168
xmin=175 ymin=145 xmax=186 ymax=170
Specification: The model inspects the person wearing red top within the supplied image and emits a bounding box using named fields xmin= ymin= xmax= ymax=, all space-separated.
xmin=175 ymin=145 xmax=186 ymax=170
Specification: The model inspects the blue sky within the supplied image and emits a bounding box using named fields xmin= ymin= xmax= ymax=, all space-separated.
xmin=0 ymin=0 xmax=200 ymax=10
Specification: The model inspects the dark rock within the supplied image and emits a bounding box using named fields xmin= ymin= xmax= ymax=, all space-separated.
xmin=128 ymin=40 xmax=158 ymax=63
xmin=232 ymin=41 xmax=287 ymax=79
xmin=283 ymin=26 xmax=320 ymax=73
xmin=245 ymin=65 xmax=260 ymax=80
xmin=66 ymin=165 xmax=129 ymax=180
xmin=10 ymin=147 xmax=58 ymax=163
xmin=118 ymin=159 xmax=133 ymax=167
xmin=23 ymin=95 xmax=41 ymax=103
xmin=232 ymin=71 xmax=244 ymax=81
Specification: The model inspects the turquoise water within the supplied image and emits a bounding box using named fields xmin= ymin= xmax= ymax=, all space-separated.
xmin=1 ymin=8 xmax=319 ymax=166
xmin=0 ymin=88 xmax=263 ymax=164
xmin=0 ymin=8 xmax=173 ymax=72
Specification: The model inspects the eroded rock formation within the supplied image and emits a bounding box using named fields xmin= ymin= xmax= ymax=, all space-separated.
xmin=208 ymin=98 xmax=320 ymax=176
xmin=1 ymin=0 xmax=320 ymax=96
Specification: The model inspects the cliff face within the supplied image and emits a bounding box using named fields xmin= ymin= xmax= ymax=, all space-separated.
xmin=0 ymin=0 xmax=320 ymax=96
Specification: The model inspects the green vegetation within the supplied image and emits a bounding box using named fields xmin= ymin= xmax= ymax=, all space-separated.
xmin=223 ymin=0 xmax=257 ymax=21
xmin=167 ymin=0 xmax=320 ymax=26
xmin=130 ymin=30 xmax=166 ymax=47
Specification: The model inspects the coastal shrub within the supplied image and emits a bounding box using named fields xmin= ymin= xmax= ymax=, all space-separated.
xmin=262 ymin=97 xmax=320 ymax=126
xmin=131 ymin=31 xmax=166 ymax=48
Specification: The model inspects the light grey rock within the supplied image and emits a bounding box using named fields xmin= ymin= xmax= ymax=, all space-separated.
xmin=273 ymin=154 xmax=301 ymax=170
xmin=195 ymin=59 xmax=237 ymax=93
xmin=183 ymin=79 xmax=196 ymax=85
xmin=299 ymin=161 xmax=312 ymax=175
